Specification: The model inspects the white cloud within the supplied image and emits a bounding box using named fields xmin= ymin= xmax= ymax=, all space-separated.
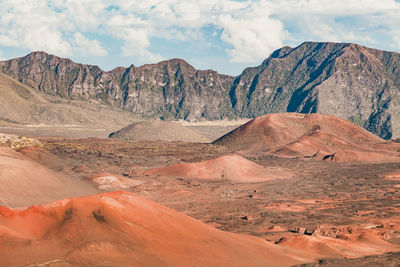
xmin=0 ymin=0 xmax=400 ymax=69
xmin=0 ymin=0 xmax=72 ymax=56
xmin=0 ymin=0 xmax=105 ymax=57
xmin=105 ymin=13 xmax=163 ymax=62
xmin=73 ymin=33 xmax=107 ymax=56
xmin=116 ymin=0 xmax=286 ymax=63
xmin=118 ymin=28 xmax=164 ymax=62
xmin=391 ymin=29 xmax=400 ymax=50
xmin=0 ymin=34 xmax=19 ymax=47
xmin=268 ymin=0 xmax=400 ymax=50
xmin=218 ymin=2 xmax=285 ymax=62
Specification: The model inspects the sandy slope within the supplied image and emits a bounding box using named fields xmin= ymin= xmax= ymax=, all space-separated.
xmin=0 ymin=147 xmax=98 ymax=207
xmin=109 ymin=120 xmax=210 ymax=143
xmin=0 ymin=73 xmax=138 ymax=136
xmin=0 ymin=191 xmax=313 ymax=266
xmin=19 ymin=146 xmax=66 ymax=170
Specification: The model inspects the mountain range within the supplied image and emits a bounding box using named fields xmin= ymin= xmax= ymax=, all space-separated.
xmin=1 ymin=41 xmax=399 ymax=139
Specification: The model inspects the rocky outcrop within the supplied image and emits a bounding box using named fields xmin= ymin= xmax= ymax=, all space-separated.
xmin=1 ymin=42 xmax=400 ymax=138
xmin=0 ymin=52 xmax=235 ymax=121
xmin=230 ymin=42 xmax=400 ymax=139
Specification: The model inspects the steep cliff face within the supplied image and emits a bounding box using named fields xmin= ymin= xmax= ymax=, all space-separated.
xmin=1 ymin=42 xmax=400 ymax=138
xmin=230 ymin=42 xmax=400 ymax=139
xmin=0 ymin=52 xmax=235 ymax=121
xmin=0 ymin=51 xmax=114 ymax=98
xmin=114 ymin=59 xmax=235 ymax=120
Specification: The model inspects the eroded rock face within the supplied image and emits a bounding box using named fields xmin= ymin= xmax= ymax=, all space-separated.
xmin=1 ymin=41 xmax=400 ymax=138
xmin=230 ymin=42 xmax=400 ymax=139
xmin=0 ymin=53 xmax=235 ymax=121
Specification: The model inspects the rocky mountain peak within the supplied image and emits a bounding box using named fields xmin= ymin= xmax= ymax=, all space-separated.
xmin=1 ymin=42 xmax=400 ymax=138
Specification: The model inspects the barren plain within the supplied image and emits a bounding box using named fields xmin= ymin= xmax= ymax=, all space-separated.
xmin=1 ymin=114 xmax=400 ymax=266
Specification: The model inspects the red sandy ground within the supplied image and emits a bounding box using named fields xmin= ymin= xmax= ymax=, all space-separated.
xmin=1 ymin=113 xmax=400 ymax=266
xmin=276 ymin=218 xmax=400 ymax=259
xmin=0 ymin=191 xmax=399 ymax=266
xmin=0 ymin=191 xmax=314 ymax=267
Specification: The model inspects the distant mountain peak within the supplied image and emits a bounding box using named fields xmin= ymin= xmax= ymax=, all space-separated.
xmin=1 ymin=42 xmax=399 ymax=139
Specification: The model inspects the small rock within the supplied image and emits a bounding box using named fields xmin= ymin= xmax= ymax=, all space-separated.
xmin=294 ymin=227 xmax=306 ymax=234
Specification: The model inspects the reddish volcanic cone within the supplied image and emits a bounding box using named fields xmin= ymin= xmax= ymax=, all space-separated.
xmin=0 ymin=191 xmax=312 ymax=266
xmin=213 ymin=113 xmax=400 ymax=162
xmin=144 ymin=154 xmax=293 ymax=183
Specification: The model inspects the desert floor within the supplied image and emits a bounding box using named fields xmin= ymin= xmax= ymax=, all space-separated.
xmin=31 ymin=132 xmax=400 ymax=266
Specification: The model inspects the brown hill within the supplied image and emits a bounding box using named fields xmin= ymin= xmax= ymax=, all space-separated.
xmin=0 ymin=73 xmax=138 ymax=137
xmin=109 ymin=120 xmax=210 ymax=143
xmin=144 ymin=154 xmax=293 ymax=183
xmin=0 ymin=191 xmax=312 ymax=266
xmin=0 ymin=147 xmax=98 ymax=207
xmin=0 ymin=73 xmax=46 ymax=124
xmin=212 ymin=113 xmax=400 ymax=162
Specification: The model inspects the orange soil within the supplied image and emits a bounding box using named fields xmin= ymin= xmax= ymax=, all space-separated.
xmin=0 ymin=147 xmax=97 ymax=208
xmin=292 ymin=196 xmax=398 ymax=211
xmin=276 ymin=220 xmax=400 ymax=260
xmin=144 ymin=154 xmax=293 ymax=183
xmin=384 ymin=171 xmax=400 ymax=181
xmin=263 ymin=225 xmax=288 ymax=232
xmin=213 ymin=113 xmax=400 ymax=162
xmin=295 ymin=199 xmax=335 ymax=204
xmin=264 ymin=197 xmax=399 ymax=213
xmin=264 ymin=203 xmax=307 ymax=212
xmin=323 ymin=150 xmax=400 ymax=163
xmin=0 ymin=191 xmax=313 ymax=267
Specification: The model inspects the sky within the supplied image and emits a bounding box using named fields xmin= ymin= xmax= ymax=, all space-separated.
xmin=0 ymin=0 xmax=399 ymax=75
